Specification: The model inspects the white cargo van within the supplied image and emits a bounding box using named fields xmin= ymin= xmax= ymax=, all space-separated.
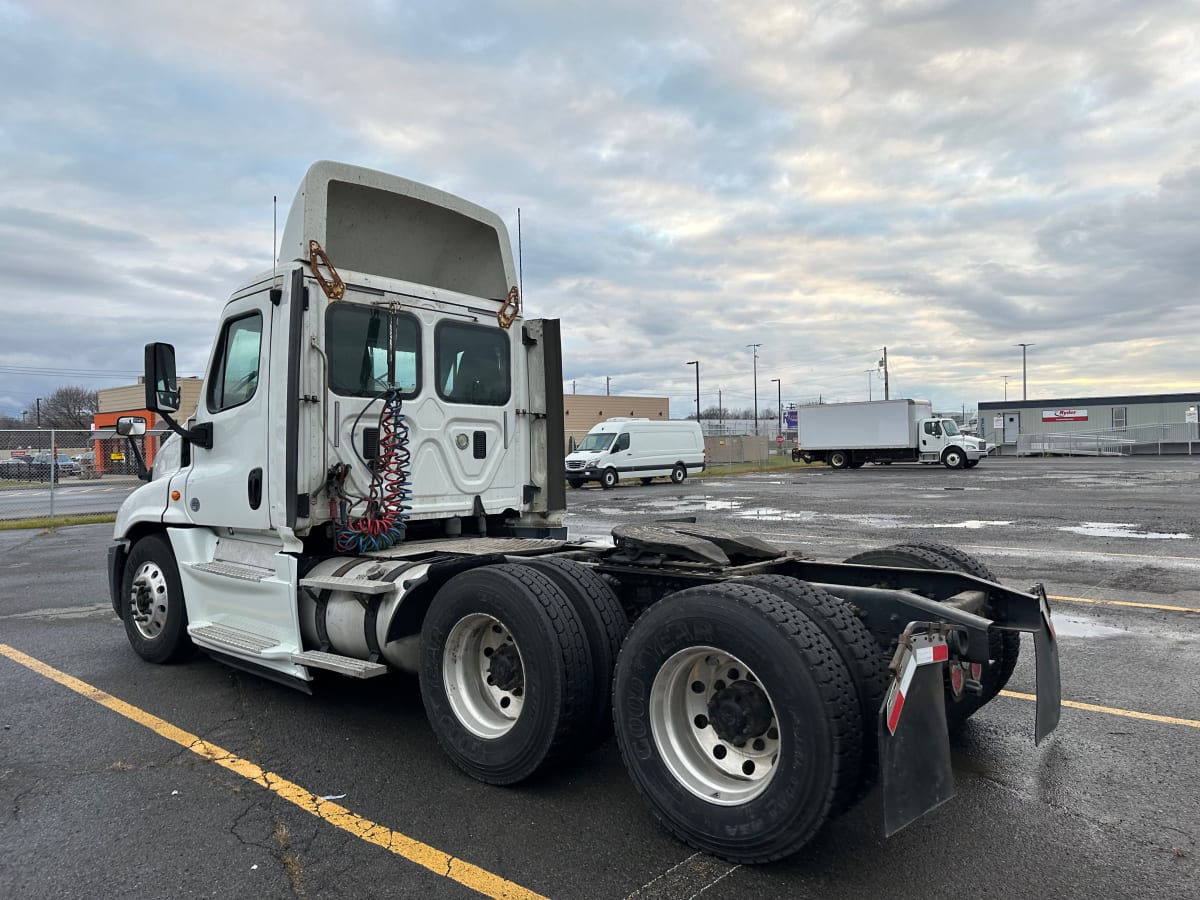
xmin=565 ymin=418 xmax=705 ymax=489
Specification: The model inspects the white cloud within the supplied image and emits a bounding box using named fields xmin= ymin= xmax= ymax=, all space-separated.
xmin=0 ymin=0 xmax=1196 ymax=418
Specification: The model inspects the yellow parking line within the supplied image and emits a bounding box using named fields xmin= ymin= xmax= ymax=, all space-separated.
xmin=1048 ymin=594 xmax=1200 ymax=614
xmin=0 ymin=643 xmax=548 ymax=900
xmin=1001 ymin=690 xmax=1200 ymax=729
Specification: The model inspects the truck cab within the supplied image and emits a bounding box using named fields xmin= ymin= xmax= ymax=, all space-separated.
xmin=110 ymin=161 xmax=565 ymax=684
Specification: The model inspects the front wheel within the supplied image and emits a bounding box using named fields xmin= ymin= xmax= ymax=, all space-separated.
xmin=828 ymin=450 xmax=850 ymax=469
xmin=942 ymin=448 xmax=966 ymax=469
xmin=600 ymin=468 xmax=618 ymax=490
xmin=121 ymin=534 xmax=193 ymax=664
xmin=613 ymin=583 xmax=859 ymax=863
xmin=670 ymin=464 xmax=687 ymax=484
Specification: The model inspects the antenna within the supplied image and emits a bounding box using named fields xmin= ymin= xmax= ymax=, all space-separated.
xmin=517 ymin=207 xmax=524 ymax=302
xmin=272 ymin=195 xmax=277 ymax=280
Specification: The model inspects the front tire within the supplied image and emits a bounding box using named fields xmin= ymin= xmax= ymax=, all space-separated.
xmin=942 ymin=448 xmax=966 ymax=469
xmin=613 ymin=583 xmax=859 ymax=863
xmin=670 ymin=464 xmax=687 ymax=484
xmin=420 ymin=565 xmax=594 ymax=784
xmin=828 ymin=450 xmax=850 ymax=469
xmin=121 ymin=534 xmax=192 ymax=664
xmin=600 ymin=468 xmax=618 ymax=490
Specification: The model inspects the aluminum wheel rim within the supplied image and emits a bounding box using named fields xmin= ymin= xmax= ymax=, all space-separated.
xmin=129 ymin=561 xmax=169 ymax=640
xmin=443 ymin=613 xmax=525 ymax=739
xmin=650 ymin=646 xmax=781 ymax=806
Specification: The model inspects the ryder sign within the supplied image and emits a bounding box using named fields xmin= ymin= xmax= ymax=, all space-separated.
xmin=1043 ymin=408 xmax=1088 ymax=422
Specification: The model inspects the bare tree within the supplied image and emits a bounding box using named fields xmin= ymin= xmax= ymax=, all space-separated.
xmin=27 ymin=386 xmax=99 ymax=429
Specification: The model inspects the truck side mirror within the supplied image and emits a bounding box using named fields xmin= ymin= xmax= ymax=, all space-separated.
xmin=144 ymin=343 xmax=181 ymax=413
xmin=116 ymin=416 xmax=147 ymax=437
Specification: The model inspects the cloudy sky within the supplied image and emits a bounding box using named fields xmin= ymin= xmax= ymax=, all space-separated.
xmin=1 ymin=0 xmax=1197 ymax=423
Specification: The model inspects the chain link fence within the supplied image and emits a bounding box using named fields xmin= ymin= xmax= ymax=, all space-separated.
xmin=0 ymin=429 xmax=142 ymax=523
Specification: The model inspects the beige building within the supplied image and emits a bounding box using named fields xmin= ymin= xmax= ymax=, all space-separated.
xmin=97 ymin=377 xmax=203 ymax=419
xmin=563 ymin=393 xmax=670 ymax=450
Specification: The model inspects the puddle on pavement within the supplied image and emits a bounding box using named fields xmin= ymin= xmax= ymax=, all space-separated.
xmin=917 ymin=520 xmax=1014 ymax=529
xmin=1059 ymin=522 xmax=1193 ymax=540
xmin=1050 ymin=615 xmax=1130 ymax=638
xmin=734 ymin=507 xmax=819 ymax=522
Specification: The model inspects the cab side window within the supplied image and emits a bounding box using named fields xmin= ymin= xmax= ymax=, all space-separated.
xmin=207 ymin=313 xmax=263 ymax=413
xmin=923 ymin=421 xmax=941 ymax=437
xmin=615 ymin=433 xmax=631 ymax=451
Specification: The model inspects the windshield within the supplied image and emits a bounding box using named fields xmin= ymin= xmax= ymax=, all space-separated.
xmin=576 ymin=433 xmax=614 ymax=452
xmin=941 ymin=419 xmax=960 ymax=436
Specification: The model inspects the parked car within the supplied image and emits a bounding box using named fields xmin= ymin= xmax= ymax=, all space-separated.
xmin=0 ymin=453 xmax=79 ymax=481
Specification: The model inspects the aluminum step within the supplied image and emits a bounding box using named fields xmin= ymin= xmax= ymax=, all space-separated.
xmin=190 ymin=623 xmax=280 ymax=655
xmin=190 ymin=560 xmax=273 ymax=582
xmin=290 ymin=650 xmax=387 ymax=678
xmin=299 ymin=575 xmax=397 ymax=595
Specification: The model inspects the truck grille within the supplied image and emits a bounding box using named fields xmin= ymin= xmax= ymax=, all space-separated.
xmin=566 ymin=460 xmax=585 ymax=470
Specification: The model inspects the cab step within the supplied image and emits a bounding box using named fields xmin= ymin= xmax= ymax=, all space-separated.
xmin=190 ymin=622 xmax=283 ymax=655
xmin=290 ymin=650 xmax=387 ymax=678
xmin=190 ymin=560 xmax=273 ymax=582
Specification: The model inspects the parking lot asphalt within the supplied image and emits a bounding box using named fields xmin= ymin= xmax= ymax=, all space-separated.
xmin=1 ymin=455 xmax=1197 ymax=899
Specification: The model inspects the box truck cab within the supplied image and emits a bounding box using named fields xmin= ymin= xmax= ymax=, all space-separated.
xmin=565 ymin=418 xmax=705 ymax=488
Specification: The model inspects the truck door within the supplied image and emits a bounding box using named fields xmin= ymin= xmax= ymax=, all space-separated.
xmin=182 ymin=290 xmax=274 ymax=532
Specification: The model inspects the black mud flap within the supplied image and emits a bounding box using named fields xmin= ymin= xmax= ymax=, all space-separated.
xmin=1033 ymin=585 xmax=1062 ymax=745
xmin=879 ymin=630 xmax=955 ymax=837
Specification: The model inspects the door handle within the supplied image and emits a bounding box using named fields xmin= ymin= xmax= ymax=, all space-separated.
xmin=248 ymin=468 xmax=263 ymax=509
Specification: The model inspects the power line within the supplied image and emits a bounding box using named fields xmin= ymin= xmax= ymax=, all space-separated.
xmin=0 ymin=366 xmax=142 ymax=379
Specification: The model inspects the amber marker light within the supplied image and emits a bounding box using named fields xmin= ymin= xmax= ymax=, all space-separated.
xmin=171 ymin=491 xmax=181 ymax=501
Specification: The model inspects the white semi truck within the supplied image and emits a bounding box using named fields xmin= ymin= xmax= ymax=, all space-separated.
xmin=792 ymin=399 xmax=988 ymax=469
xmin=108 ymin=162 xmax=1059 ymax=863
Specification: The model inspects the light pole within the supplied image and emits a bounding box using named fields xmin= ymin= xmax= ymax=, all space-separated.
xmin=878 ymin=347 xmax=889 ymax=400
xmin=1003 ymin=375 xmax=1012 ymax=402
xmin=864 ymin=369 xmax=875 ymax=401
xmin=686 ymin=360 xmax=700 ymax=425
xmin=770 ymin=378 xmax=781 ymax=448
xmin=1015 ymin=343 xmax=1034 ymax=400
xmin=747 ymin=343 xmax=761 ymax=435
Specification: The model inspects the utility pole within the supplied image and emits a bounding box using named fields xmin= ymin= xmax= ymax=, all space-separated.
xmin=878 ymin=347 xmax=889 ymax=400
xmin=572 ymin=380 xmax=576 ymax=394
xmin=36 ymin=398 xmax=41 ymax=428
xmin=686 ymin=360 xmax=700 ymax=425
xmin=747 ymin=343 xmax=761 ymax=435
xmin=718 ymin=388 xmax=723 ymax=426
xmin=1003 ymin=375 xmax=1011 ymax=402
xmin=770 ymin=378 xmax=781 ymax=444
xmin=1015 ymin=343 xmax=1034 ymax=400
xmin=606 ymin=376 xmax=611 ymax=397
xmin=864 ymin=369 xmax=875 ymax=401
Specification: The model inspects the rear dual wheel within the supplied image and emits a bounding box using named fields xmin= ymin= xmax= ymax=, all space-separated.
xmin=842 ymin=542 xmax=1020 ymax=727
xmin=613 ymin=583 xmax=860 ymax=863
xmin=420 ymin=564 xmax=595 ymax=784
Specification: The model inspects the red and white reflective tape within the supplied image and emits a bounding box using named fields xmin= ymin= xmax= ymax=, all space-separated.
xmin=885 ymin=635 xmax=949 ymax=735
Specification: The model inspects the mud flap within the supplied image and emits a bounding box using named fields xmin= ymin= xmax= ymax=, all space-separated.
xmin=879 ymin=630 xmax=955 ymax=837
xmin=1033 ymin=585 xmax=1062 ymax=745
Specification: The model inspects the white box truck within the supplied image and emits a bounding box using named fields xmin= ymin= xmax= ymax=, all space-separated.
xmin=105 ymin=162 xmax=1058 ymax=864
xmin=565 ymin=417 xmax=705 ymax=489
xmin=793 ymin=399 xmax=987 ymax=469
